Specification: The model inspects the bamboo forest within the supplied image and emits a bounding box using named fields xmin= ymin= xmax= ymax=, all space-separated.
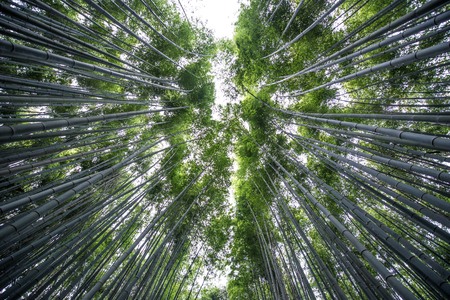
xmin=2 ymin=0 xmax=450 ymax=299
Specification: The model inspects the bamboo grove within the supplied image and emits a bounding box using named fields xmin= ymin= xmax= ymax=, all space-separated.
xmin=227 ymin=0 xmax=450 ymax=299
xmin=0 ymin=0 xmax=450 ymax=300
xmin=0 ymin=0 xmax=233 ymax=299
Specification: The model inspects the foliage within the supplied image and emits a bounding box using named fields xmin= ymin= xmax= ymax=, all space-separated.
xmin=1 ymin=1 xmax=450 ymax=300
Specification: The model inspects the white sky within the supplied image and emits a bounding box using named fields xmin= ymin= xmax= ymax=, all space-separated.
xmin=174 ymin=0 xmax=247 ymax=119
xmin=177 ymin=0 xmax=242 ymax=40
xmin=173 ymin=0 xmax=244 ymax=290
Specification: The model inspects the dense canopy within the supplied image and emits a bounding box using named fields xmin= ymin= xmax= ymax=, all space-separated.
xmin=0 ymin=0 xmax=450 ymax=299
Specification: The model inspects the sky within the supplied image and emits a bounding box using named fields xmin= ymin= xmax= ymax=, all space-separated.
xmin=173 ymin=0 xmax=243 ymax=289
xmin=176 ymin=0 xmax=245 ymax=118
xmin=176 ymin=0 xmax=243 ymax=40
